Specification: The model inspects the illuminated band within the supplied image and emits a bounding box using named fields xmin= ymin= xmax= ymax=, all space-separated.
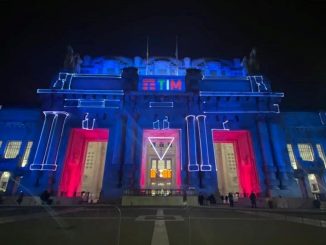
xmin=185 ymin=115 xmax=199 ymax=171
xmin=196 ymin=115 xmax=212 ymax=171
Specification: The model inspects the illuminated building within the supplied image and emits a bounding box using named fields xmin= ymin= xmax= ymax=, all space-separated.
xmin=0 ymin=55 xmax=325 ymax=204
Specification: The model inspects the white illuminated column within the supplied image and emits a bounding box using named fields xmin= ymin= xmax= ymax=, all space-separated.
xmin=185 ymin=115 xmax=199 ymax=171
xmin=196 ymin=115 xmax=212 ymax=171
xmin=30 ymin=111 xmax=69 ymax=171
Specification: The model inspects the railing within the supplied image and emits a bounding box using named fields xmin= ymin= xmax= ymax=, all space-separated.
xmin=123 ymin=189 xmax=197 ymax=196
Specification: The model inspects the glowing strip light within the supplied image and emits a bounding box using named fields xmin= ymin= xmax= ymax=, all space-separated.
xmin=199 ymin=91 xmax=284 ymax=97
xmin=203 ymin=106 xmax=280 ymax=114
xmin=162 ymin=116 xmax=170 ymax=130
xmin=222 ymin=120 xmax=230 ymax=130
xmin=148 ymin=137 xmax=175 ymax=160
xmin=149 ymin=102 xmax=174 ymax=108
xmin=63 ymin=98 xmax=120 ymax=109
xmin=253 ymin=76 xmax=268 ymax=92
xmin=196 ymin=115 xmax=212 ymax=171
xmin=185 ymin=115 xmax=199 ymax=172
xmin=30 ymin=111 xmax=69 ymax=171
xmin=42 ymin=114 xmax=58 ymax=166
xmin=37 ymin=89 xmax=124 ymax=95
xmin=82 ymin=113 xmax=96 ymax=130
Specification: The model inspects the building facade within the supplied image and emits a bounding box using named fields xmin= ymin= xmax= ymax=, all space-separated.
xmin=0 ymin=55 xmax=325 ymax=202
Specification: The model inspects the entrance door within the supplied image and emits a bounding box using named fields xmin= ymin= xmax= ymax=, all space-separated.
xmin=140 ymin=129 xmax=181 ymax=190
xmin=59 ymin=129 xmax=109 ymax=198
xmin=81 ymin=142 xmax=107 ymax=200
xmin=150 ymin=158 xmax=173 ymax=188
xmin=212 ymin=130 xmax=260 ymax=196
xmin=214 ymin=143 xmax=240 ymax=196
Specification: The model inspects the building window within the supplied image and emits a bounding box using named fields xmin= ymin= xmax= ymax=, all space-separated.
xmin=4 ymin=141 xmax=22 ymax=159
xmin=308 ymin=174 xmax=319 ymax=193
xmin=0 ymin=171 xmax=10 ymax=192
xmin=316 ymin=144 xmax=326 ymax=168
xmin=286 ymin=144 xmax=298 ymax=169
xmin=298 ymin=144 xmax=314 ymax=161
xmin=21 ymin=141 xmax=33 ymax=167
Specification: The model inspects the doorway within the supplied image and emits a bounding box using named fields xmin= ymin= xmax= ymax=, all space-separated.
xmin=212 ymin=130 xmax=260 ymax=196
xmin=140 ymin=129 xmax=181 ymax=191
xmin=59 ymin=129 xmax=109 ymax=199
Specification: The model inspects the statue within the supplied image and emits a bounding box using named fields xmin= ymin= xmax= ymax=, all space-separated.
xmin=63 ymin=45 xmax=75 ymax=72
xmin=248 ymin=47 xmax=260 ymax=75
xmin=63 ymin=46 xmax=83 ymax=73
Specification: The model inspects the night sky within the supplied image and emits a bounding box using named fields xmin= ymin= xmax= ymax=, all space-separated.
xmin=1 ymin=1 xmax=326 ymax=110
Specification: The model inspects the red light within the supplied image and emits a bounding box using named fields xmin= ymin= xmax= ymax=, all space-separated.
xmin=212 ymin=130 xmax=260 ymax=195
xmin=59 ymin=129 xmax=109 ymax=197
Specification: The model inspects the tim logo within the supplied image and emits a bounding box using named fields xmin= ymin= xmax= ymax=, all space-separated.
xmin=141 ymin=77 xmax=184 ymax=91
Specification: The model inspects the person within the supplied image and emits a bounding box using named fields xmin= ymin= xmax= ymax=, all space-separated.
xmin=16 ymin=191 xmax=24 ymax=205
xmin=225 ymin=195 xmax=228 ymax=204
xmin=208 ymin=194 xmax=216 ymax=205
xmin=249 ymin=192 xmax=257 ymax=208
xmin=74 ymin=53 xmax=83 ymax=73
xmin=228 ymin=193 xmax=234 ymax=207
xmin=182 ymin=188 xmax=187 ymax=206
xmin=198 ymin=193 xmax=204 ymax=206
xmin=40 ymin=190 xmax=53 ymax=205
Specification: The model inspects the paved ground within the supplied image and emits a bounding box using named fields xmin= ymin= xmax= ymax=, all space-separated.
xmin=0 ymin=206 xmax=325 ymax=245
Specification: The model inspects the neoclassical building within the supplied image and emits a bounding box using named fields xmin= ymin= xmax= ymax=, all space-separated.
xmin=0 ymin=55 xmax=325 ymax=204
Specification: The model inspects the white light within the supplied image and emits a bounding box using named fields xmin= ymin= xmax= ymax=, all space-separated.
xmin=148 ymin=137 xmax=175 ymax=160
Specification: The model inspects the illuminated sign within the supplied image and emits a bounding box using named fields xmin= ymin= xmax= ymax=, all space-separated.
xmin=139 ymin=76 xmax=185 ymax=92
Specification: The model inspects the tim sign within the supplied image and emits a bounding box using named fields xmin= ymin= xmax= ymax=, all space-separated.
xmin=139 ymin=76 xmax=185 ymax=92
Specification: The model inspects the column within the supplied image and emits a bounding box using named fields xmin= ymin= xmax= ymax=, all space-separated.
xmin=43 ymin=112 xmax=69 ymax=171
xmin=30 ymin=112 xmax=56 ymax=170
xmin=123 ymin=115 xmax=136 ymax=188
xmin=185 ymin=115 xmax=199 ymax=171
xmin=196 ymin=115 xmax=212 ymax=171
xmin=30 ymin=111 xmax=69 ymax=171
xmin=256 ymin=117 xmax=278 ymax=191
xmin=268 ymin=120 xmax=291 ymax=188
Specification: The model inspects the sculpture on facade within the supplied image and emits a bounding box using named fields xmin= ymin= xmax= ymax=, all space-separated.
xmin=63 ymin=45 xmax=83 ymax=73
xmin=242 ymin=48 xmax=260 ymax=75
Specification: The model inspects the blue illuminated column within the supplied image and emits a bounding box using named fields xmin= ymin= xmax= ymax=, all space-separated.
xmin=196 ymin=115 xmax=212 ymax=171
xmin=123 ymin=115 xmax=136 ymax=188
xmin=30 ymin=111 xmax=69 ymax=171
xmin=185 ymin=115 xmax=199 ymax=171
xmin=268 ymin=120 xmax=291 ymax=188
xmin=257 ymin=117 xmax=278 ymax=192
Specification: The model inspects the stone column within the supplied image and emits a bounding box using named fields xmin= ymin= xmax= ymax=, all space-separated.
xmin=268 ymin=120 xmax=291 ymax=188
xmin=256 ymin=117 xmax=278 ymax=193
xmin=123 ymin=115 xmax=136 ymax=189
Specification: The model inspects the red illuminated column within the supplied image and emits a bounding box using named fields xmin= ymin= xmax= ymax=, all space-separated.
xmin=196 ymin=115 xmax=212 ymax=171
xmin=185 ymin=115 xmax=199 ymax=171
xmin=257 ymin=118 xmax=278 ymax=192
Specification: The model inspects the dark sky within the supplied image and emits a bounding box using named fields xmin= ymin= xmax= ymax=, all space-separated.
xmin=1 ymin=1 xmax=326 ymax=110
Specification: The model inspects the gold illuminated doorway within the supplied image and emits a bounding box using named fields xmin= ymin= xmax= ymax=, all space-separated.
xmin=150 ymin=158 xmax=173 ymax=188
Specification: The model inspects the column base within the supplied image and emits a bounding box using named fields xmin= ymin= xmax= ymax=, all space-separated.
xmin=30 ymin=164 xmax=57 ymax=171
xmin=188 ymin=164 xmax=199 ymax=172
